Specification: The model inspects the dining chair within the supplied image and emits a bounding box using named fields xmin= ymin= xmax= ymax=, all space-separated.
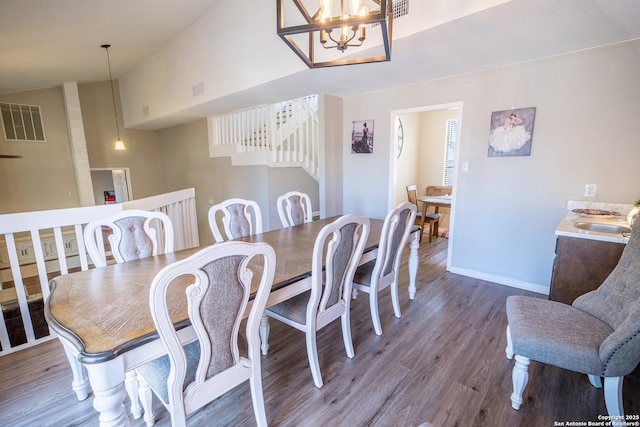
xmin=264 ymin=214 xmax=370 ymax=388
xmin=83 ymin=209 xmax=175 ymax=420
xmin=352 ymin=202 xmax=416 ymax=335
xmin=426 ymin=185 xmax=452 ymax=237
xmin=136 ymin=241 xmax=276 ymax=427
xmin=276 ymin=190 xmax=313 ymax=227
xmin=84 ymin=209 xmax=174 ymax=267
xmin=208 ymin=198 xmax=263 ymax=243
xmin=505 ymin=218 xmax=640 ymax=418
xmin=406 ymin=184 xmax=440 ymax=242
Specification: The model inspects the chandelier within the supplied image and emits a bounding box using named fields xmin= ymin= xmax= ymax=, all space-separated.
xmin=277 ymin=0 xmax=393 ymax=68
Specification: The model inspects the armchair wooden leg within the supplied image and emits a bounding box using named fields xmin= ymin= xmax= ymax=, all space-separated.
xmin=505 ymin=325 xmax=514 ymax=360
xmin=588 ymin=374 xmax=603 ymax=388
xmin=604 ymin=376 xmax=624 ymax=418
xmin=511 ymin=355 xmax=530 ymax=410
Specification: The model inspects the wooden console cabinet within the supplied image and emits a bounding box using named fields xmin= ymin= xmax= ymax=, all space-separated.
xmin=549 ymin=236 xmax=625 ymax=304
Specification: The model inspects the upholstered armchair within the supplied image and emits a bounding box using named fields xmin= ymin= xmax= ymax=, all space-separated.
xmin=505 ymin=218 xmax=640 ymax=417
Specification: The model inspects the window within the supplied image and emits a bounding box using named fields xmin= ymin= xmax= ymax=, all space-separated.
xmin=443 ymin=118 xmax=458 ymax=186
xmin=1 ymin=102 xmax=46 ymax=142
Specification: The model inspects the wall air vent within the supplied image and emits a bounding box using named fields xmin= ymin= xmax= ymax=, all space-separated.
xmin=192 ymin=82 xmax=204 ymax=97
xmin=372 ymin=0 xmax=408 ymax=28
xmin=1 ymin=102 xmax=46 ymax=142
xmin=392 ymin=0 xmax=409 ymax=19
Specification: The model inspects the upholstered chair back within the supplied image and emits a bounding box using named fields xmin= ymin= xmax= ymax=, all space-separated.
xmin=277 ymin=191 xmax=313 ymax=227
xmin=208 ymin=198 xmax=263 ymax=243
xmin=84 ymin=209 xmax=174 ymax=267
xmin=572 ymin=218 xmax=640 ymax=377
xmin=137 ymin=241 xmax=276 ymax=426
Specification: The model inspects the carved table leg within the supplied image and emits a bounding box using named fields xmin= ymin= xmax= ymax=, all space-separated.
xmin=62 ymin=344 xmax=90 ymax=401
xmin=85 ymin=358 xmax=130 ymax=427
xmin=408 ymin=233 xmax=419 ymax=300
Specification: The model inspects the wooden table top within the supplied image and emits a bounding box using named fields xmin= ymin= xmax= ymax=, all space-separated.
xmin=416 ymin=195 xmax=452 ymax=206
xmin=45 ymin=216 xmax=384 ymax=362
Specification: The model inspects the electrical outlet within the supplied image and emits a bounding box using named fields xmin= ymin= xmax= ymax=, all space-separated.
xmin=585 ymin=184 xmax=597 ymax=198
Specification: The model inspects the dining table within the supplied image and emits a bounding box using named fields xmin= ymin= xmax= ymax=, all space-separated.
xmin=44 ymin=216 xmax=420 ymax=426
xmin=416 ymin=195 xmax=452 ymax=239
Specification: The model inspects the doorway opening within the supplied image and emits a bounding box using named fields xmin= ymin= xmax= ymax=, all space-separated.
xmin=90 ymin=168 xmax=133 ymax=205
xmin=389 ymin=101 xmax=463 ymax=270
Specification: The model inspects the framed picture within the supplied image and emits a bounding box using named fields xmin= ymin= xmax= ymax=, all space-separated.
xmin=351 ymin=119 xmax=374 ymax=153
xmin=104 ymin=190 xmax=116 ymax=204
xmin=488 ymin=107 xmax=535 ymax=157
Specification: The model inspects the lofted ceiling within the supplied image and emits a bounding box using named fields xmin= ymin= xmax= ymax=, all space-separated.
xmin=1 ymin=0 xmax=640 ymax=129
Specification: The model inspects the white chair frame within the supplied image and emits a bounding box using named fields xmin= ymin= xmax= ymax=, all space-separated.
xmin=276 ymin=191 xmax=313 ymax=227
xmin=352 ymin=202 xmax=416 ymax=335
xmin=208 ymin=198 xmax=263 ymax=243
xmin=265 ymin=214 xmax=370 ymax=388
xmin=84 ymin=209 xmax=174 ymax=268
xmin=137 ymin=241 xmax=276 ymax=427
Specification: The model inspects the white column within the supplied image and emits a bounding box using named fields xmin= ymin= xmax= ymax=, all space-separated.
xmin=62 ymin=81 xmax=94 ymax=207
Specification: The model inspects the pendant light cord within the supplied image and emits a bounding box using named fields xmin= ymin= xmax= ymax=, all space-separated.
xmin=101 ymin=44 xmax=121 ymax=141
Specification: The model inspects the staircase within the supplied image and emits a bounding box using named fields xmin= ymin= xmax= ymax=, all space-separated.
xmin=208 ymin=95 xmax=319 ymax=181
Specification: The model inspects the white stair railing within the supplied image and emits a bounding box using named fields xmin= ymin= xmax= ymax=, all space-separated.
xmin=210 ymin=95 xmax=319 ymax=180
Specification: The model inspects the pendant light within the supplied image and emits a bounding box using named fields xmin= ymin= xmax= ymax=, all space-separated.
xmin=101 ymin=44 xmax=126 ymax=151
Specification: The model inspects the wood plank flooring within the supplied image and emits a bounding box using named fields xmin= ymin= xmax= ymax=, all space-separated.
xmin=1 ymin=237 xmax=638 ymax=426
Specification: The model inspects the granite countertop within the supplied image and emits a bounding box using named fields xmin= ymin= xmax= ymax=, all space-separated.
xmin=555 ymin=201 xmax=633 ymax=244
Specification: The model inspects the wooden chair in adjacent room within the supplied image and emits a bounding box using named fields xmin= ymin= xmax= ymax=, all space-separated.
xmin=406 ymin=184 xmax=440 ymax=242
xmin=426 ymin=185 xmax=452 ymax=238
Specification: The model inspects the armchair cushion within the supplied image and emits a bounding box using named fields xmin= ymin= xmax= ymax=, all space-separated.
xmin=506 ymin=296 xmax=613 ymax=375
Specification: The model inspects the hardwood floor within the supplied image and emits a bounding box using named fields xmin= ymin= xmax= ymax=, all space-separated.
xmin=1 ymin=237 xmax=638 ymax=426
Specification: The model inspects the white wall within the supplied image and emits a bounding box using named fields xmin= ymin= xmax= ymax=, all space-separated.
xmin=118 ymin=0 xmax=511 ymax=130
xmin=393 ymin=113 xmax=420 ymax=208
xmin=119 ymin=0 xmax=304 ymax=129
xmin=343 ymin=40 xmax=640 ymax=293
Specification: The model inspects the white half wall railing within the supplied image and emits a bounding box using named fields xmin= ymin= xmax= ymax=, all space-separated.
xmin=0 ymin=188 xmax=199 ymax=356
xmin=209 ymin=95 xmax=319 ymax=181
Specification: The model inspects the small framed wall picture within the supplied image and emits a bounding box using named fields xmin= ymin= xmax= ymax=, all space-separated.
xmin=351 ymin=119 xmax=374 ymax=153
xmin=488 ymin=107 xmax=535 ymax=157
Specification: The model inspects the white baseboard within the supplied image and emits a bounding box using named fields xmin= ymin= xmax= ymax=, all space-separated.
xmin=448 ymin=266 xmax=550 ymax=296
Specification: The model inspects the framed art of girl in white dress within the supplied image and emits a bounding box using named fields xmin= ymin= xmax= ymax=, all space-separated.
xmin=488 ymin=107 xmax=535 ymax=157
